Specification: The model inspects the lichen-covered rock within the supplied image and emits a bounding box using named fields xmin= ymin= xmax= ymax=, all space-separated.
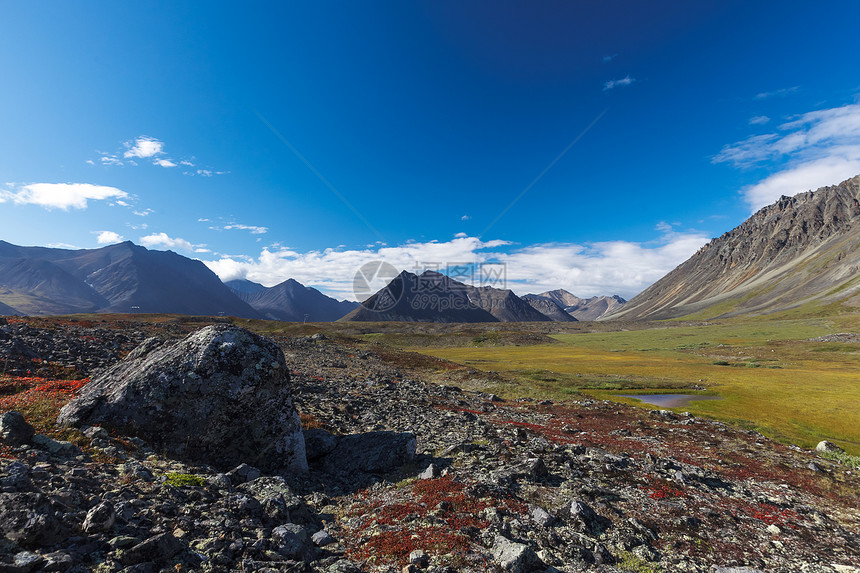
xmin=57 ymin=325 xmax=307 ymax=473
xmin=492 ymin=535 xmax=541 ymax=572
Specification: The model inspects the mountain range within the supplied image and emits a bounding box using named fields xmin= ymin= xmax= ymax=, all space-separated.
xmin=608 ymin=174 xmax=860 ymax=320
xmin=524 ymin=290 xmax=626 ymax=321
xmin=0 ymin=241 xmax=259 ymax=317
xmin=0 ymin=241 xmax=623 ymax=322
xmin=13 ymin=170 xmax=854 ymax=325
xmin=340 ymin=270 xmax=618 ymax=322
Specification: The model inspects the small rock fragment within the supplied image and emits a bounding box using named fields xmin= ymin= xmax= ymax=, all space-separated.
xmin=492 ymin=535 xmax=541 ymax=572
xmin=409 ymin=549 xmax=429 ymax=567
xmin=312 ymin=530 xmax=335 ymax=547
xmin=82 ymin=500 xmax=116 ymax=533
xmin=418 ymin=463 xmax=440 ymax=480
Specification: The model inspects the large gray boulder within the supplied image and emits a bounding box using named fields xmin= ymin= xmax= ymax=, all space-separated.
xmin=57 ymin=325 xmax=307 ymax=473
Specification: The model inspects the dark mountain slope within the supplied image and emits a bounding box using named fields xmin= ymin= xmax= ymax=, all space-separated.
xmin=465 ymin=285 xmax=552 ymax=322
xmin=0 ymin=241 xmax=260 ymax=318
xmin=608 ymin=174 xmax=860 ymax=320
xmin=521 ymin=295 xmax=578 ymax=322
xmin=225 ymin=279 xmax=268 ymax=299
xmin=340 ymin=271 xmax=499 ymax=323
xmin=0 ymin=257 xmax=108 ymax=315
xmin=228 ymin=278 xmax=358 ymax=322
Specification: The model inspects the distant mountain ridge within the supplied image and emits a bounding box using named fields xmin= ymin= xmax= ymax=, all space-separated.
xmin=341 ymin=270 xmax=616 ymax=323
xmin=226 ymin=278 xmax=358 ymax=322
xmin=608 ymin=174 xmax=860 ymax=320
xmin=0 ymin=241 xmax=260 ymax=317
xmin=524 ymin=290 xmax=626 ymax=321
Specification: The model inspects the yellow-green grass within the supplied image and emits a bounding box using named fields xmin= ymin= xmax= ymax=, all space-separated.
xmin=409 ymin=318 xmax=860 ymax=454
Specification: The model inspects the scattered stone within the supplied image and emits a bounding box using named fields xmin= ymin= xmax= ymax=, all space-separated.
xmin=41 ymin=551 xmax=73 ymax=572
xmin=311 ymin=530 xmax=335 ymax=547
xmin=409 ymin=549 xmax=429 ymax=567
xmin=32 ymin=435 xmax=77 ymax=456
xmin=529 ymin=506 xmax=555 ymax=527
xmin=82 ymin=426 xmax=109 ymax=440
xmin=816 ymin=440 xmax=844 ymax=453
xmin=569 ymin=499 xmax=598 ymax=530
xmin=82 ymin=500 xmax=116 ymax=533
xmin=58 ymin=325 xmax=308 ymax=473
xmin=492 ymin=535 xmax=541 ymax=572
xmin=0 ymin=492 xmax=67 ymax=547
xmin=227 ymin=463 xmax=262 ymax=484
xmin=0 ymin=319 xmax=857 ymax=573
xmin=0 ymin=411 xmax=34 ymax=446
xmin=272 ymin=524 xmax=312 ymax=561
xmin=418 ymin=463 xmax=440 ymax=480
xmin=13 ymin=551 xmax=45 ymax=571
xmin=121 ymin=533 xmax=183 ymax=565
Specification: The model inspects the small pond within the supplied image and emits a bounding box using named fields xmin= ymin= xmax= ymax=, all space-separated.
xmin=615 ymin=393 xmax=722 ymax=408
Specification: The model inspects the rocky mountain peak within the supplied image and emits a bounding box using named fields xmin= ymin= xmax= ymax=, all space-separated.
xmin=609 ymin=174 xmax=860 ymax=320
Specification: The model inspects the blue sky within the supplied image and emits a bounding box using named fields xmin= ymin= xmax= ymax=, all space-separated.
xmin=2 ymin=1 xmax=860 ymax=300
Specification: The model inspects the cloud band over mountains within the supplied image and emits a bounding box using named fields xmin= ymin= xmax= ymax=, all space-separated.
xmin=202 ymin=229 xmax=708 ymax=301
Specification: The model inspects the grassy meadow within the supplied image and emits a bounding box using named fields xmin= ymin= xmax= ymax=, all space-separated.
xmin=399 ymin=316 xmax=860 ymax=454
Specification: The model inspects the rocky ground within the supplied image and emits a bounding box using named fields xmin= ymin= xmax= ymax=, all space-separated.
xmin=0 ymin=317 xmax=858 ymax=573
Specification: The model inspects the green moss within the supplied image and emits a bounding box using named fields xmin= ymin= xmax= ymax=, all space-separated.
xmin=165 ymin=472 xmax=205 ymax=487
xmin=614 ymin=550 xmax=663 ymax=573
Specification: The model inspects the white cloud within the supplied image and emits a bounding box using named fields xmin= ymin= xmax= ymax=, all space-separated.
xmin=742 ymin=156 xmax=860 ymax=211
xmin=202 ymin=232 xmax=707 ymax=301
xmin=96 ymin=231 xmax=124 ymax=244
xmin=139 ymin=232 xmax=201 ymax=252
xmin=749 ymin=115 xmax=770 ymax=125
xmin=133 ymin=208 xmax=154 ymax=217
xmin=603 ymin=76 xmax=635 ymax=91
xmin=222 ymin=223 xmax=268 ymax=235
xmin=124 ymin=136 xmax=165 ymax=159
xmin=99 ymin=154 xmax=122 ymax=166
xmin=93 ymin=137 xmax=201 ymax=171
xmin=454 ymin=232 xmax=468 ymax=238
xmin=460 ymin=214 xmax=471 ymax=221
xmin=714 ymin=101 xmax=860 ymax=210
xmin=754 ymin=86 xmax=799 ymax=100
xmin=0 ymin=183 xmax=128 ymax=210
xmin=194 ymin=169 xmax=228 ymax=177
